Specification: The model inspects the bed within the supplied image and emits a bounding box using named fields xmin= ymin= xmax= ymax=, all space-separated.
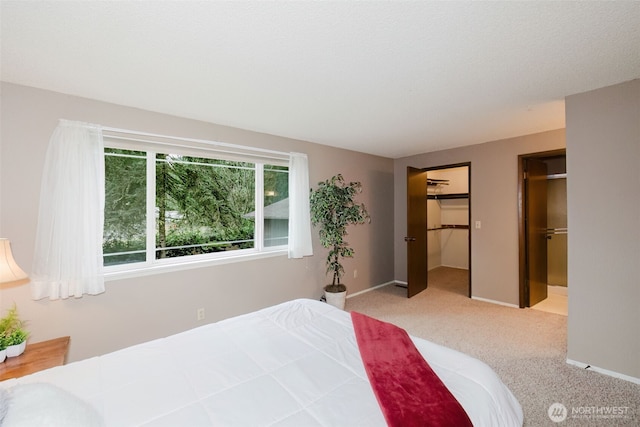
xmin=0 ymin=299 xmax=523 ymax=426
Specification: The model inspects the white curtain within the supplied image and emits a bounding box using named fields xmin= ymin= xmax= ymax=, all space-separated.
xmin=31 ymin=120 xmax=106 ymax=300
xmin=288 ymin=152 xmax=313 ymax=258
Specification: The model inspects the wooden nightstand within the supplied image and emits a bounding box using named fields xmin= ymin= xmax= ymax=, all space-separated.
xmin=0 ymin=336 xmax=70 ymax=381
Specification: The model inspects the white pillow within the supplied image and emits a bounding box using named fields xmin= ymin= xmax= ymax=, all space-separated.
xmin=3 ymin=383 xmax=104 ymax=427
xmin=0 ymin=386 xmax=9 ymax=424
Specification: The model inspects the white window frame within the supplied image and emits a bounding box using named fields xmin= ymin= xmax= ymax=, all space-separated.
xmin=102 ymin=130 xmax=290 ymax=281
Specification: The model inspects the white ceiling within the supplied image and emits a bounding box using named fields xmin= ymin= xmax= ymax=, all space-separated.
xmin=2 ymin=1 xmax=639 ymax=159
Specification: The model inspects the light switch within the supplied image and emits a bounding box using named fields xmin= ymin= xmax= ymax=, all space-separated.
xmin=475 ymin=221 xmax=481 ymax=229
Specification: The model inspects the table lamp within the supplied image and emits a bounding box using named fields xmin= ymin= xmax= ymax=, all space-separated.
xmin=0 ymin=238 xmax=28 ymax=286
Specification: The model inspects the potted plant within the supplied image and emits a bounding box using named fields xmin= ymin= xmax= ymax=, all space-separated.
xmin=5 ymin=329 xmax=28 ymax=357
xmin=0 ymin=333 xmax=8 ymax=363
xmin=0 ymin=304 xmax=28 ymax=357
xmin=310 ymin=174 xmax=370 ymax=309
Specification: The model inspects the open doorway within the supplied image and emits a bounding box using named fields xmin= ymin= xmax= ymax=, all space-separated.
xmin=426 ymin=165 xmax=470 ymax=297
xmin=518 ymin=150 xmax=567 ymax=314
xmin=405 ymin=163 xmax=471 ymax=298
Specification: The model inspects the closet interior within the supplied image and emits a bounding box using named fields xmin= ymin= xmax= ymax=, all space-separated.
xmin=426 ymin=166 xmax=469 ymax=275
xmin=544 ymin=157 xmax=567 ymax=289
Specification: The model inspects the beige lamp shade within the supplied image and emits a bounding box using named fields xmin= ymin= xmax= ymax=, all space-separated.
xmin=0 ymin=238 xmax=28 ymax=283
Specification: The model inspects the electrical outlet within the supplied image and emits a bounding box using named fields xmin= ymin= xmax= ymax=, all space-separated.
xmin=197 ymin=308 xmax=205 ymax=321
xmin=354 ymin=269 xmax=358 ymax=279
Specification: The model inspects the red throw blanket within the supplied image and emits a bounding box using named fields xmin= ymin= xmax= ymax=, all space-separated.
xmin=351 ymin=311 xmax=473 ymax=427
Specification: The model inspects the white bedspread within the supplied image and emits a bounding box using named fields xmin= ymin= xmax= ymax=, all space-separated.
xmin=1 ymin=299 xmax=523 ymax=426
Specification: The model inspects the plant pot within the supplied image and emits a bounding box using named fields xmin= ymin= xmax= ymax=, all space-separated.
xmin=324 ymin=289 xmax=347 ymax=310
xmin=0 ymin=349 xmax=6 ymax=363
xmin=6 ymin=340 xmax=26 ymax=358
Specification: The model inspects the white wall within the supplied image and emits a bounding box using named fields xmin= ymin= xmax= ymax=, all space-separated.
xmin=566 ymin=79 xmax=640 ymax=380
xmin=0 ymin=83 xmax=394 ymax=362
xmin=440 ymin=200 xmax=469 ymax=270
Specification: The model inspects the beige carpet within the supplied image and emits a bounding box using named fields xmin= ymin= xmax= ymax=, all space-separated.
xmin=345 ymin=267 xmax=639 ymax=426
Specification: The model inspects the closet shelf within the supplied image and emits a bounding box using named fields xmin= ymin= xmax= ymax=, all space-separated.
xmin=427 ymin=224 xmax=469 ymax=231
xmin=427 ymin=178 xmax=449 ymax=186
xmin=427 ymin=193 xmax=469 ymax=200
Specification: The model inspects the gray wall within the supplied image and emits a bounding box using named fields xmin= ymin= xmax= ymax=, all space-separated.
xmin=394 ymin=130 xmax=565 ymax=306
xmin=0 ymin=83 xmax=394 ymax=362
xmin=566 ymin=79 xmax=640 ymax=379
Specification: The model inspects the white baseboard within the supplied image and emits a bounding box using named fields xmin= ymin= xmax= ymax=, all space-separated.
xmin=566 ymin=359 xmax=640 ymax=385
xmin=350 ymin=281 xmax=519 ymax=309
xmin=346 ymin=281 xmax=397 ymax=299
xmin=471 ymin=296 xmax=520 ymax=308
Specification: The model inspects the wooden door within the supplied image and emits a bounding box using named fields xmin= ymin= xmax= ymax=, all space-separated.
xmin=406 ymin=167 xmax=428 ymax=297
xmin=526 ymin=159 xmax=548 ymax=306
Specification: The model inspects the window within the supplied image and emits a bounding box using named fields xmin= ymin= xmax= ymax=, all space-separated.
xmin=103 ymin=139 xmax=289 ymax=273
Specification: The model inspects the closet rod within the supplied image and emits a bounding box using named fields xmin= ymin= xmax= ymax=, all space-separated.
xmin=547 ymin=173 xmax=567 ymax=180
xmin=427 ymin=224 xmax=469 ymax=231
xmin=545 ymin=227 xmax=568 ymax=235
xmin=427 ymin=193 xmax=469 ymax=200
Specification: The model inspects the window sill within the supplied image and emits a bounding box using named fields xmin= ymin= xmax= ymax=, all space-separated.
xmin=104 ymin=249 xmax=288 ymax=282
